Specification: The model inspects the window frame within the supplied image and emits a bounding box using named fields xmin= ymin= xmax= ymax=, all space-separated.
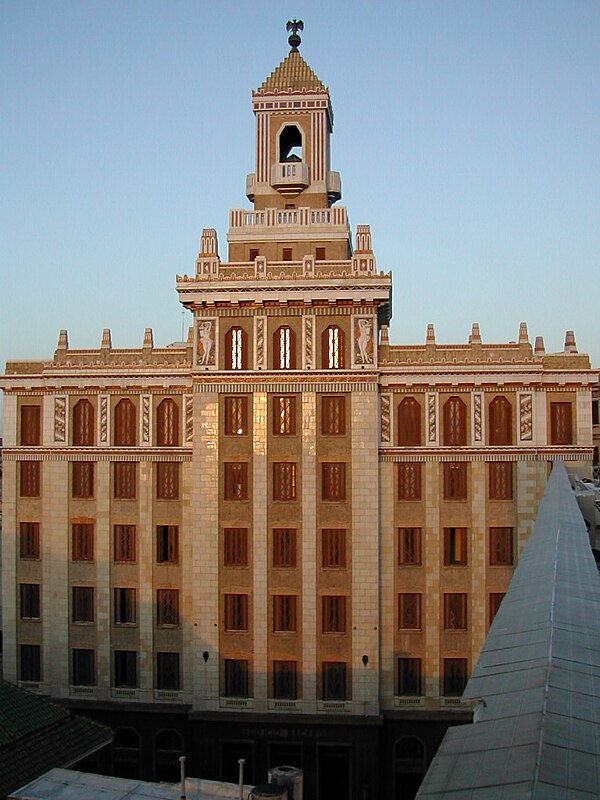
xmin=20 ymin=461 xmax=41 ymax=497
xmin=272 ymin=395 xmax=296 ymax=435
xmin=397 ymin=657 xmax=422 ymax=696
xmin=72 ymin=648 xmax=96 ymax=687
xmin=273 ymin=528 xmax=297 ymax=568
xmin=489 ymin=461 xmax=513 ymax=499
xmin=72 ymin=461 xmax=94 ymax=499
xmin=224 ymin=396 xmax=249 ymax=436
xmin=550 ymin=401 xmax=573 ymax=444
xmin=114 ymin=462 xmax=137 ymax=499
xmin=398 ymin=593 xmax=422 ymax=630
xmin=224 ymin=462 xmax=249 ymax=501
xmin=72 ymin=523 xmax=94 ymax=562
xmin=321 ymin=395 xmax=346 ymax=436
xmin=114 ymin=650 xmax=138 ymax=688
xmin=488 ymin=396 xmax=512 ymax=445
xmin=20 ymin=583 xmax=41 ymax=619
xmin=443 ymin=527 xmax=468 ymax=566
xmin=156 ymin=462 xmax=179 ymax=500
xmin=20 ymin=644 xmax=41 ymax=682
xmin=443 ymin=593 xmax=468 ymax=630
xmin=224 ymin=528 xmax=249 ymax=567
xmin=398 ymin=527 xmax=422 ymax=566
xmin=489 ymin=526 xmax=514 ymax=566
xmin=20 ymin=405 xmax=41 ymax=446
xmin=20 ymin=522 xmax=40 ymax=559
xmin=114 ymin=399 xmax=137 ymax=446
xmin=273 ymin=462 xmax=297 ymax=501
xmin=72 ymin=586 xmax=95 ymax=624
xmin=273 ymin=660 xmax=297 ymax=700
xmin=156 ymin=652 xmax=180 ymax=691
xmin=114 ymin=525 xmax=136 ymax=563
xmin=397 ymin=462 xmax=422 ymax=500
xmin=397 ymin=397 xmax=421 ymax=446
xmin=72 ymin=399 xmax=95 ymax=446
xmin=443 ymin=396 xmax=467 ymax=446
xmin=322 ymin=529 xmax=346 ymax=568
xmin=156 ymin=398 xmax=179 ymax=447
xmin=224 ymin=658 xmax=248 ymax=698
xmin=224 ymin=593 xmax=249 ymax=631
xmin=157 ymin=588 xmax=180 ymax=627
xmin=273 ymin=594 xmax=297 ymax=633
xmin=322 ymin=662 xmax=347 ymax=701
xmin=225 ymin=326 xmax=248 ymax=370
xmin=443 ymin=461 xmax=467 ymax=500
xmin=321 ymin=325 xmax=345 ymax=369
xmin=156 ymin=525 xmax=179 ymax=564
xmin=322 ymin=595 xmax=347 ymax=634
xmin=114 ymin=587 xmax=137 ymax=625
xmin=442 ymin=658 xmax=468 ymax=697
xmin=273 ymin=326 xmax=296 ymax=370
xmin=322 ymin=462 xmax=346 ymax=502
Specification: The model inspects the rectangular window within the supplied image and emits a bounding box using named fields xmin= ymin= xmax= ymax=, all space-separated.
xmin=20 ymin=522 xmax=40 ymax=559
xmin=322 ymin=596 xmax=347 ymax=633
xmin=114 ymin=462 xmax=136 ymax=499
xmin=72 ymin=648 xmax=96 ymax=686
xmin=550 ymin=401 xmax=573 ymax=444
xmin=20 ymin=461 xmax=40 ymax=497
xmin=72 ymin=524 xmax=94 ymax=561
xmin=72 ymin=586 xmax=95 ymax=623
xmin=224 ymin=659 xmax=248 ymax=697
xmin=398 ymin=527 xmax=421 ymax=566
xmin=249 ymin=248 xmax=259 ymax=260
xmin=489 ymin=592 xmax=505 ymax=626
xmin=156 ymin=652 xmax=180 ymax=690
xmin=20 ymin=583 xmax=40 ymax=619
xmin=72 ymin=462 xmax=94 ymax=498
xmin=322 ymin=529 xmax=346 ymax=568
xmin=443 ymin=462 xmax=467 ymax=499
xmin=156 ymin=525 xmax=179 ymax=563
xmin=114 ymin=650 xmax=137 ymax=688
xmin=322 ymin=662 xmax=346 ymax=701
xmin=397 ymin=463 xmax=422 ymax=500
xmin=322 ymin=395 xmax=346 ymax=435
xmin=397 ymin=657 xmax=422 ymax=696
xmin=489 ymin=461 xmax=513 ymax=499
xmin=273 ymin=396 xmax=296 ymax=435
xmin=444 ymin=528 xmax=468 ymax=566
xmin=225 ymin=396 xmax=248 ymax=435
xmin=593 ymin=399 xmax=599 ymax=426
xmin=114 ymin=525 xmax=136 ymax=562
xmin=490 ymin=527 xmax=514 ymax=565
xmin=443 ymin=658 xmax=468 ymax=697
xmin=273 ymin=595 xmax=297 ymax=632
xmin=157 ymin=589 xmax=180 ymax=626
xmin=273 ymin=528 xmax=297 ymax=567
xmin=398 ymin=593 xmax=421 ymax=629
xmin=114 ymin=587 xmax=136 ymax=624
xmin=20 ymin=405 xmax=41 ymax=445
xmin=224 ymin=593 xmax=249 ymax=631
xmin=315 ymin=247 xmax=326 ymax=260
xmin=273 ymin=462 xmax=297 ymax=500
xmin=322 ymin=463 xmax=346 ymax=501
xmin=224 ymin=528 xmax=248 ymax=566
xmin=156 ymin=462 xmax=179 ymax=500
xmin=20 ymin=644 xmax=41 ymax=682
xmin=444 ymin=593 xmax=468 ymax=630
xmin=224 ymin=462 xmax=248 ymax=500
xmin=273 ymin=660 xmax=297 ymax=699
xmin=282 ymin=247 xmax=293 ymax=261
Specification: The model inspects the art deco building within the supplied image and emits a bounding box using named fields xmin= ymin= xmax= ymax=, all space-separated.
xmin=1 ymin=28 xmax=596 ymax=800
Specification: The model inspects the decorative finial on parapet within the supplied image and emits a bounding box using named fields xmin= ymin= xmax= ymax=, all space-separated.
xmin=57 ymin=329 xmax=69 ymax=350
xmin=101 ymin=328 xmax=112 ymax=349
xmin=564 ymin=330 xmax=577 ymax=353
xmin=469 ymin=322 xmax=481 ymax=344
xmin=287 ymin=19 xmax=304 ymax=50
xmin=143 ymin=327 xmax=154 ymax=349
xmin=380 ymin=324 xmax=389 ymax=345
xmin=426 ymin=323 xmax=436 ymax=344
xmin=519 ymin=322 xmax=529 ymax=344
xmin=187 ymin=326 xmax=194 ymax=344
xmin=534 ymin=335 xmax=545 ymax=355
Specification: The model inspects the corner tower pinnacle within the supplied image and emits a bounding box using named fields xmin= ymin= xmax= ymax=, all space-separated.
xmin=246 ymin=21 xmax=341 ymax=209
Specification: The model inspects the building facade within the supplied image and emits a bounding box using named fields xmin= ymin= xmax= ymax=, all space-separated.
xmin=1 ymin=31 xmax=596 ymax=800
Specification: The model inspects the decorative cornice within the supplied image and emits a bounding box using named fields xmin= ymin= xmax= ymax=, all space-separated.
xmin=379 ymin=447 xmax=592 ymax=462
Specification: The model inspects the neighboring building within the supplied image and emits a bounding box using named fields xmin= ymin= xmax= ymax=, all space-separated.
xmin=0 ymin=27 xmax=596 ymax=800
xmin=592 ymin=381 xmax=599 ymax=478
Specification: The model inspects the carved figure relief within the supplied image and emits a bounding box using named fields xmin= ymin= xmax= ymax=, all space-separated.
xmin=256 ymin=317 xmax=265 ymax=369
xmin=520 ymin=394 xmax=533 ymax=440
xmin=380 ymin=394 xmax=391 ymax=443
xmin=473 ymin=393 xmax=482 ymax=442
xmin=428 ymin=394 xmax=437 ymax=442
xmin=185 ymin=395 xmax=194 ymax=443
xmin=197 ymin=319 xmax=216 ymax=367
xmin=54 ymin=396 xmax=66 ymax=442
xmin=304 ymin=316 xmax=314 ymax=368
xmin=353 ymin=317 xmax=374 ymax=365
xmin=142 ymin=396 xmax=151 ymax=444
xmin=100 ymin=396 xmax=108 ymax=443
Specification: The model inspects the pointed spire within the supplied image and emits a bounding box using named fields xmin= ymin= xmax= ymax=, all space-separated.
xmin=101 ymin=328 xmax=112 ymax=349
xmin=469 ymin=323 xmax=481 ymax=344
xmin=519 ymin=322 xmax=529 ymax=344
xmin=57 ymin=329 xmax=69 ymax=350
xmin=426 ymin=323 xmax=436 ymax=344
xmin=534 ymin=336 xmax=546 ymax=355
xmin=564 ymin=330 xmax=577 ymax=353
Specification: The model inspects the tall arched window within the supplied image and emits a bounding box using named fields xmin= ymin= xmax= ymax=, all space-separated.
xmin=397 ymin=398 xmax=421 ymax=446
xmin=114 ymin=399 xmax=136 ymax=446
xmin=156 ymin=399 xmax=179 ymax=446
xmin=225 ymin=327 xmax=247 ymax=370
xmin=322 ymin=326 xmax=345 ymax=369
xmin=73 ymin=399 xmax=94 ymax=446
xmin=443 ymin=396 xmax=467 ymax=446
xmin=489 ymin=396 xmax=512 ymax=445
xmin=273 ymin=326 xmax=296 ymax=369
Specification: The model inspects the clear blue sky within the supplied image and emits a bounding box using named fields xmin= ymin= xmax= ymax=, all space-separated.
xmin=2 ymin=1 xmax=599 ymax=408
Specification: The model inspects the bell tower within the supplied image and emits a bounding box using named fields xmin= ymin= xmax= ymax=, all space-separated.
xmin=246 ymin=20 xmax=341 ymax=211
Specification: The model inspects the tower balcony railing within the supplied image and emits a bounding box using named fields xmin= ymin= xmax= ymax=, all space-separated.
xmin=270 ymin=161 xmax=310 ymax=189
xmin=229 ymin=205 xmax=348 ymax=234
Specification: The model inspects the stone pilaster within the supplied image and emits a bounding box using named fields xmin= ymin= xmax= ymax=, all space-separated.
xmin=424 ymin=461 xmax=440 ymax=699
xmin=138 ymin=460 xmax=154 ymax=697
xmin=193 ymin=392 xmax=220 ymax=708
xmin=351 ymin=391 xmax=379 ymax=715
xmin=2 ymin=461 xmax=18 ymax=680
xmin=96 ymin=460 xmax=111 ymax=697
xmin=470 ymin=461 xmax=487 ymax=665
xmin=379 ymin=460 xmax=395 ymax=709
